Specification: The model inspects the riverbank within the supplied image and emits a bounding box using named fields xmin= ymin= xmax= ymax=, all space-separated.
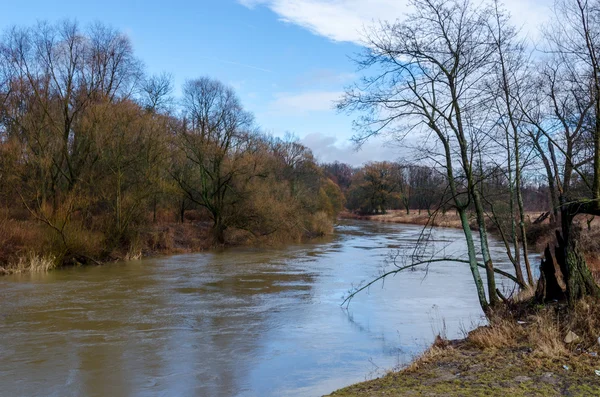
xmin=0 ymin=214 xmax=334 ymax=275
xmin=331 ymin=212 xmax=600 ymax=396
xmin=327 ymin=299 xmax=600 ymax=397
xmin=0 ymin=220 xmax=212 ymax=275
xmin=339 ymin=210 xmax=464 ymax=229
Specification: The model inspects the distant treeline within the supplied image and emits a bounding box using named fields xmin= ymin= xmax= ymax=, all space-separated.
xmin=322 ymin=160 xmax=553 ymax=217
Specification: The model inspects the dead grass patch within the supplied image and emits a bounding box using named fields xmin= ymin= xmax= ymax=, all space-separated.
xmin=0 ymin=217 xmax=48 ymax=266
xmin=0 ymin=253 xmax=57 ymax=275
xmin=468 ymin=318 xmax=522 ymax=350
xmin=340 ymin=210 xmax=464 ymax=229
xmin=466 ymin=298 xmax=600 ymax=359
xmin=404 ymin=336 xmax=454 ymax=373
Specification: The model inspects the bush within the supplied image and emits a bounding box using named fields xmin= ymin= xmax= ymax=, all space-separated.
xmin=307 ymin=211 xmax=334 ymax=237
xmin=0 ymin=217 xmax=48 ymax=266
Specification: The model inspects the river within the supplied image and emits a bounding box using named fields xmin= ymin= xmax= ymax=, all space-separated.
xmin=0 ymin=220 xmax=534 ymax=396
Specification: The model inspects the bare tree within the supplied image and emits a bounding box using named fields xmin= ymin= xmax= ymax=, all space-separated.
xmin=485 ymin=1 xmax=534 ymax=287
xmin=339 ymin=0 xmax=506 ymax=312
xmin=141 ymin=72 xmax=173 ymax=113
xmin=175 ymin=77 xmax=254 ymax=243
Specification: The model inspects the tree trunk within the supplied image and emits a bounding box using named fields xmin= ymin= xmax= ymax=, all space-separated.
xmin=535 ymin=244 xmax=566 ymax=302
xmin=458 ymin=208 xmax=489 ymax=314
xmin=565 ymin=240 xmax=600 ymax=304
xmin=212 ymin=214 xmax=226 ymax=245
xmin=514 ymin=134 xmax=534 ymax=286
xmin=536 ymin=209 xmax=600 ymax=305
xmin=561 ymin=210 xmax=600 ymax=305
xmin=472 ymin=188 xmax=500 ymax=307
xmin=213 ymin=224 xmax=226 ymax=245
xmin=179 ymin=199 xmax=185 ymax=223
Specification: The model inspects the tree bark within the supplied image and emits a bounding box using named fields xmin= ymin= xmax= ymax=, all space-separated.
xmin=560 ymin=209 xmax=600 ymax=305
xmin=537 ymin=207 xmax=600 ymax=305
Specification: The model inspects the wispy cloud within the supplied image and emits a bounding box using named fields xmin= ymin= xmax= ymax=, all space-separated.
xmin=294 ymin=69 xmax=357 ymax=88
xmin=238 ymin=0 xmax=551 ymax=44
xmin=268 ymin=90 xmax=342 ymax=115
xmin=301 ymin=132 xmax=411 ymax=166
xmin=200 ymin=56 xmax=273 ymax=73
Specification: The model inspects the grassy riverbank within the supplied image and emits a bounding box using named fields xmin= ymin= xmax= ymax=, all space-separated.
xmin=328 ymin=299 xmax=600 ymax=397
xmin=0 ymin=218 xmax=212 ymax=275
xmin=332 ymin=211 xmax=600 ymax=396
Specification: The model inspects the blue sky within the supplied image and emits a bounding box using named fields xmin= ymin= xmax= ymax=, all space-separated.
xmin=0 ymin=0 xmax=550 ymax=165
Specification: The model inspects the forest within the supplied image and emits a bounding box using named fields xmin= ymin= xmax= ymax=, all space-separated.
xmin=0 ymin=19 xmax=469 ymax=274
xmin=0 ymin=21 xmax=353 ymax=272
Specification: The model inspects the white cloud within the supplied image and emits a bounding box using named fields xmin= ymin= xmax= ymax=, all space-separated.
xmin=239 ymin=0 xmax=551 ymax=44
xmin=301 ymin=132 xmax=413 ymax=166
xmin=269 ymin=90 xmax=342 ymax=114
xmin=294 ymin=69 xmax=357 ymax=88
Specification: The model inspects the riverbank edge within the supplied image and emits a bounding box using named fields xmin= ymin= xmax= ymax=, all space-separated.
xmin=331 ymin=212 xmax=600 ymax=396
xmin=339 ymin=210 xmax=465 ymax=229
xmin=325 ymin=337 xmax=600 ymax=396
xmin=0 ymin=219 xmax=334 ymax=276
xmin=325 ymin=300 xmax=600 ymax=397
xmin=0 ymin=209 xmax=527 ymax=276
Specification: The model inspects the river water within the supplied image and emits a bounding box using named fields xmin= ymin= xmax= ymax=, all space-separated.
xmin=0 ymin=220 xmax=533 ymax=397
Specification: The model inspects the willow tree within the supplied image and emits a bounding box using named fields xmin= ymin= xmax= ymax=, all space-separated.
xmin=339 ymin=0 xmax=509 ymax=312
xmin=1 ymin=21 xmax=141 ymax=207
xmin=0 ymin=21 xmax=143 ymax=263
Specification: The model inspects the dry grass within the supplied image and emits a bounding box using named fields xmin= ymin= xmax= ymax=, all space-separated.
xmin=468 ymin=298 xmax=600 ymax=357
xmin=467 ymin=318 xmax=522 ymax=350
xmin=328 ymin=299 xmax=600 ymax=397
xmin=340 ymin=210 xmax=465 ymax=229
xmin=0 ymin=253 xmax=57 ymax=275
xmin=403 ymin=337 xmax=453 ymax=373
xmin=0 ymin=215 xmax=50 ymax=269
xmin=341 ymin=210 xmax=550 ymax=230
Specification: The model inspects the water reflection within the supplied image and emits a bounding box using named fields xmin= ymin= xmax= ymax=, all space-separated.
xmin=0 ymin=220 xmax=537 ymax=396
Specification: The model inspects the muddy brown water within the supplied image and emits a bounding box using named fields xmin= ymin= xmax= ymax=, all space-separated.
xmin=0 ymin=220 xmax=535 ymax=396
